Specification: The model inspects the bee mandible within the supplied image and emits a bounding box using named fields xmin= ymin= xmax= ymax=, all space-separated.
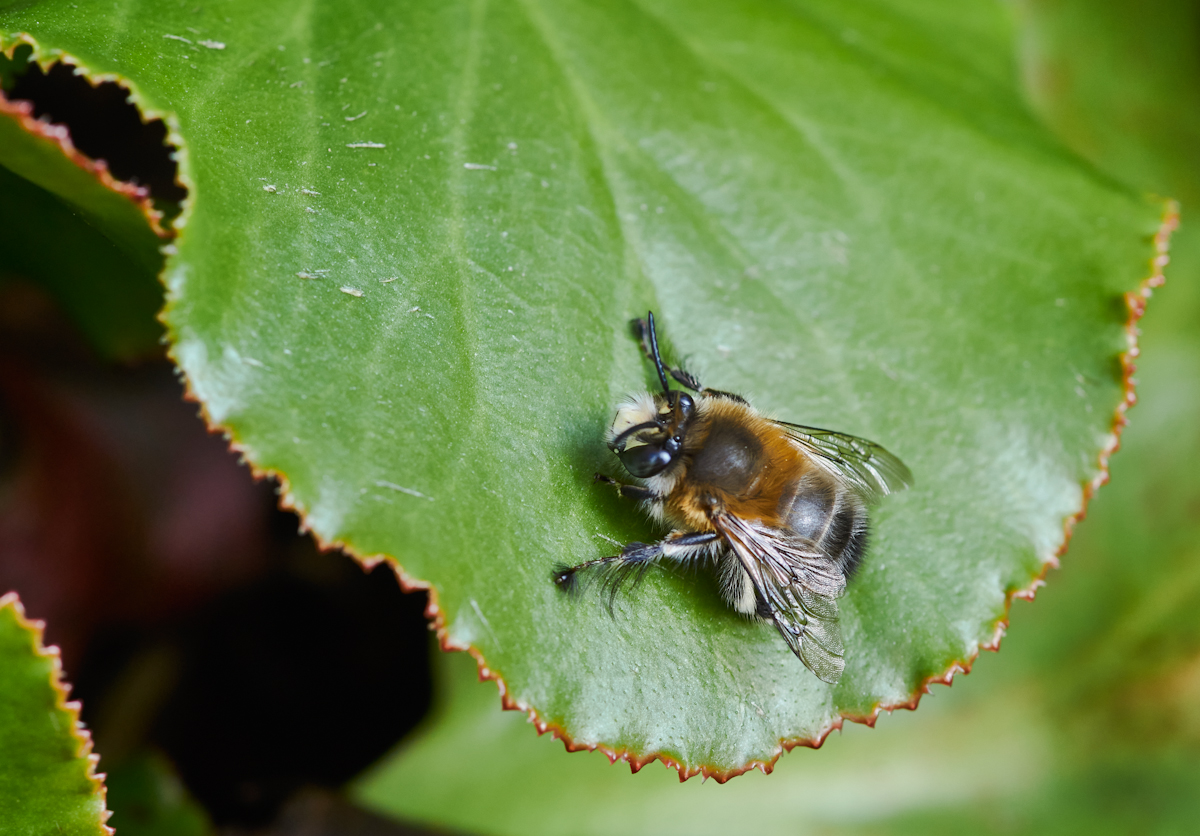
xmin=554 ymin=312 xmax=912 ymax=684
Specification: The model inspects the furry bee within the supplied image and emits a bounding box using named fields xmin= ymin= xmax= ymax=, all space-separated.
xmin=554 ymin=312 xmax=912 ymax=684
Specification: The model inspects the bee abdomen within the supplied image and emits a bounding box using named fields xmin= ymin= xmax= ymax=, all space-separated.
xmin=822 ymin=496 xmax=868 ymax=580
xmin=780 ymin=473 xmax=869 ymax=580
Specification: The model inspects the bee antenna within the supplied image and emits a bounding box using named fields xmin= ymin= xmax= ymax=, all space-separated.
xmin=645 ymin=311 xmax=672 ymax=395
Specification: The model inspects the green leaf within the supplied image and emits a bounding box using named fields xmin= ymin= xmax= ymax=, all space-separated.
xmin=1016 ymin=0 xmax=1200 ymax=211
xmin=0 ymin=76 xmax=167 ymax=277
xmin=372 ymin=2 xmax=1200 ymax=832
xmin=1011 ymin=0 xmax=1200 ymax=737
xmin=0 ymin=0 xmax=1171 ymax=776
xmin=0 ymin=593 xmax=110 ymax=835
xmin=103 ymin=752 xmax=210 ymax=836
xmin=0 ymin=162 xmax=164 ymax=358
xmin=354 ymin=646 xmax=1056 ymax=834
xmin=0 ymin=49 xmax=165 ymax=358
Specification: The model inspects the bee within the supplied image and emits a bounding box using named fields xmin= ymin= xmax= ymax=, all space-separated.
xmin=554 ymin=312 xmax=912 ymax=684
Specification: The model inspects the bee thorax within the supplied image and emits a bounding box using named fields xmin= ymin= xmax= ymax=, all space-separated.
xmin=686 ymin=416 xmax=765 ymax=495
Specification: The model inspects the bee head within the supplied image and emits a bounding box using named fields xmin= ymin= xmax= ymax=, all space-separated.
xmin=606 ymin=312 xmax=695 ymax=478
xmin=608 ymin=390 xmax=695 ymax=478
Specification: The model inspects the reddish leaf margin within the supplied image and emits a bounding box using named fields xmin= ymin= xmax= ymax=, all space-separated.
xmin=243 ymin=200 xmax=1178 ymax=782
xmin=0 ymin=592 xmax=112 ymax=832
xmin=0 ymin=35 xmax=1181 ymax=782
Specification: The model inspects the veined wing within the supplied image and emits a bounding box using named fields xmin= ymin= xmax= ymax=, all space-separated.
xmin=775 ymin=421 xmax=913 ymax=501
xmin=713 ymin=513 xmax=846 ymax=684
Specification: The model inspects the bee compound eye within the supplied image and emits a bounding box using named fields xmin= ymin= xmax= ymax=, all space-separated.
xmin=677 ymin=393 xmax=694 ymax=415
xmin=618 ymin=444 xmax=673 ymax=478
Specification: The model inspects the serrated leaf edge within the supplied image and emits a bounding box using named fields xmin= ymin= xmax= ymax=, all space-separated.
xmin=7 ymin=30 xmax=1178 ymax=782
xmin=0 ymin=592 xmax=112 ymax=833
xmin=225 ymin=198 xmax=1181 ymax=783
xmin=0 ymin=34 xmax=183 ymax=241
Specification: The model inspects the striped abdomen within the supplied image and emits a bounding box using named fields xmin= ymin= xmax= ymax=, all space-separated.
xmin=777 ymin=466 xmax=869 ymax=580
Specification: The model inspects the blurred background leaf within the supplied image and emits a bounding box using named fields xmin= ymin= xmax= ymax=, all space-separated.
xmin=0 ymin=161 xmax=163 ymax=360
xmin=101 ymin=752 xmax=209 ymax=836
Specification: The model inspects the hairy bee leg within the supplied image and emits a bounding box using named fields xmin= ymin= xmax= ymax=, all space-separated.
xmin=698 ymin=388 xmax=749 ymax=405
xmin=662 ymin=530 xmax=722 ymax=550
xmin=593 ymin=473 xmax=658 ymax=502
xmin=630 ymin=316 xmax=703 ymax=391
xmin=552 ymin=531 xmax=721 ymax=610
xmin=553 ymin=537 xmax=692 ymax=584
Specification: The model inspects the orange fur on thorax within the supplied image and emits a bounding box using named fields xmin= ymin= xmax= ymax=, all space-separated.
xmin=663 ymin=397 xmax=815 ymax=532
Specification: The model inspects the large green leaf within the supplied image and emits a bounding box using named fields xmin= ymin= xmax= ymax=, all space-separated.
xmin=0 ymin=593 xmax=110 ymax=835
xmin=0 ymin=0 xmax=1170 ymax=776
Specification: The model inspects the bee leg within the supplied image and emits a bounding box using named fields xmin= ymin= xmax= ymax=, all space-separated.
xmin=630 ymin=316 xmax=703 ymax=391
xmin=699 ymin=388 xmax=749 ymax=405
xmin=661 ymin=530 xmax=722 ymax=553
xmin=553 ymin=531 xmax=720 ymax=613
xmin=593 ymin=473 xmax=658 ymax=502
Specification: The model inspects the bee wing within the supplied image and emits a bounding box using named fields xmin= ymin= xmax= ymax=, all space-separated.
xmin=774 ymin=421 xmax=913 ymax=501
xmin=714 ymin=513 xmax=847 ymax=684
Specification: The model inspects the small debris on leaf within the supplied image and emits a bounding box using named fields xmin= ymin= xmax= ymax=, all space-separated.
xmin=375 ymin=480 xmax=434 ymax=501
